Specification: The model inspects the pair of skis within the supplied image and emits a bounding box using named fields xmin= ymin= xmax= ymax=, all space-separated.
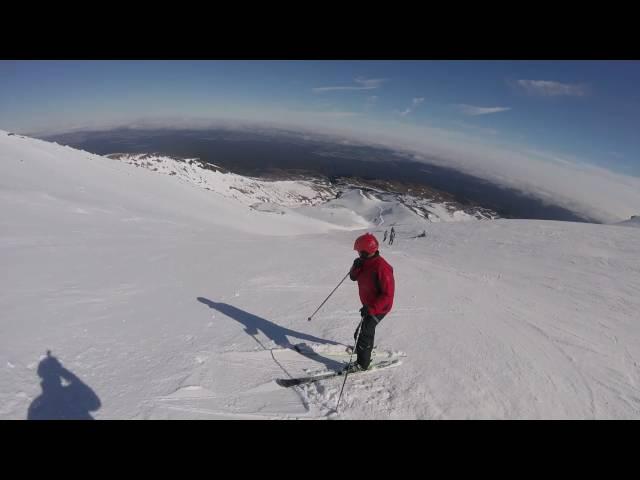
xmin=275 ymin=344 xmax=403 ymax=388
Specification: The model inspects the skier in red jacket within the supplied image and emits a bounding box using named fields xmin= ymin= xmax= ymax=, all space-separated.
xmin=347 ymin=232 xmax=395 ymax=372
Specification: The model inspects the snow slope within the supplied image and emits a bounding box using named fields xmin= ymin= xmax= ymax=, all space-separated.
xmin=1 ymin=131 xmax=640 ymax=419
xmin=107 ymin=153 xmax=488 ymax=228
xmin=617 ymin=216 xmax=640 ymax=228
xmin=108 ymin=153 xmax=337 ymax=207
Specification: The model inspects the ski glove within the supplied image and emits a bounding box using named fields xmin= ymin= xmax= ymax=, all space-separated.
xmin=360 ymin=305 xmax=369 ymax=317
xmin=352 ymin=257 xmax=364 ymax=270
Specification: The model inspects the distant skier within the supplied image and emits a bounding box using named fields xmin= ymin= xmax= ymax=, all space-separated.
xmin=383 ymin=230 xmax=388 ymax=243
xmin=389 ymin=227 xmax=396 ymax=245
xmin=347 ymin=233 xmax=395 ymax=372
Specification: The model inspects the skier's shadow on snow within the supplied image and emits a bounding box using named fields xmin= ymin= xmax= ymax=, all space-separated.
xmin=197 ymin=297 xmax=344 ymax=371
xmin=27 ymin=350 xmax=101 ymax=420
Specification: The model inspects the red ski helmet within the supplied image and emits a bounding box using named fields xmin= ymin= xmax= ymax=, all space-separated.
xmin=354 ymin=233 xmax=379 ymax=255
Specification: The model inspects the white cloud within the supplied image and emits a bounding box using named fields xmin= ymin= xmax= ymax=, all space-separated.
xmin=351 ymin=127 xmax=640 ymax=223
xmin=254 ymin=115 xmax=640 ymax=224
xmin=451 ymin=121 xmax=499 ymax=136
xmin=313 ymin=77 xmax=387 ymax=93
xmin=514 ymin=79 xmax=589 ymax=97
xmin=275 ymin=110 xmax=362 ymax=122
xmin=355 ymin=77 xmax=386 ymax=89
xmin=399 ymin=97 xmax=425 ymax=116
xmin=456 ymin=104 xmax=511 ymax=116
xmin=310 ymin=111 xmax=360 ymax=118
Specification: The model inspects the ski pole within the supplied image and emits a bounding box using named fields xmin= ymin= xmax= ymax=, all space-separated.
xmin=335 ymin=317 xmax=364 ymax=413
xmin=307 ymin=272 xmax=350 ymax=321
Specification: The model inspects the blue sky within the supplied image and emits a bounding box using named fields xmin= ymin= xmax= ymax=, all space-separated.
xmin=1 ymin=60 xmax=639 ymax=177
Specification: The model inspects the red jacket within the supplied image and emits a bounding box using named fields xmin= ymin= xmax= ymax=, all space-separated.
xmin=349 ymin=252 xmax=395 ymax=316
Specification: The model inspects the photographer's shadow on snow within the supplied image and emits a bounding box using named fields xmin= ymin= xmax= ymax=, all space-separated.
xmin=27 ymin=351 xmax=101 ymax=420
xmin=197 ymin=297 xmax=344 ymax=370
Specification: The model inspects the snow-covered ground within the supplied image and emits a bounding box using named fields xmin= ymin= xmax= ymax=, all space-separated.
xmin=108 ymin=153 xmax=337 ymax=208
xmin=618 ymin=216 xmax=640 ymax=228
xmin=107 ymin=153 xmax=489 ymax=225
xmin=1 ymin=130 xmax=639 ymax=419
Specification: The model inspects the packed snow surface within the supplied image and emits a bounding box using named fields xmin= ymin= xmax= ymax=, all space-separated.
xmin=1 ymin=131 xmax=639 ymax=419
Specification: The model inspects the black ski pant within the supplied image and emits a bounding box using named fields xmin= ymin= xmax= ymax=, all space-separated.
xmin=354 ymin=313 xmax=386 ymax=369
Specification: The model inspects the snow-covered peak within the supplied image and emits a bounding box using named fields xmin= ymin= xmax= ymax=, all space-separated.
xmin=107 ymin=153 xmax=337 ymax=208
xmin=105 ymin=152 xmax=498 ymax=232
